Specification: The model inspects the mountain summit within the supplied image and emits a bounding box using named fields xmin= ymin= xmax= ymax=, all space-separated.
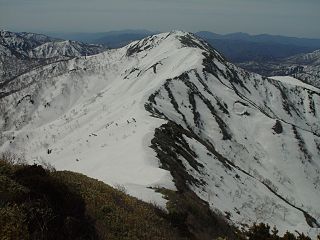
xmin=0 ymin=31 xmax=319 ymax=237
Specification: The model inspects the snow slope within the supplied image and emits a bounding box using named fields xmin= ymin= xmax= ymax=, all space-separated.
xmin=271 ymin=76 xmax=320 ymax=93
xmin=0 ymin=31 xmax=319 ymax=237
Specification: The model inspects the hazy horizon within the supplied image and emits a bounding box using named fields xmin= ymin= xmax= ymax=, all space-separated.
xmin=2 ymin=28 xmax=320 ymax=41
xmin=1 ymin=0 xmax=320 ymax=38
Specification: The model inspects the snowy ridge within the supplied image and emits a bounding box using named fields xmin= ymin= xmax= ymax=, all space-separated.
xmin=0 ymin=31 xmax=319 ymax=237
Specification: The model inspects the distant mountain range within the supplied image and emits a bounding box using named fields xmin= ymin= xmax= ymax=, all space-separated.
xmin=45 ymin=30 xmax=157 ymax=48
xmin=195 ymin=31 xmax=320 ymax=62
xmin=45 ymin=30 xmax=320 ymax=62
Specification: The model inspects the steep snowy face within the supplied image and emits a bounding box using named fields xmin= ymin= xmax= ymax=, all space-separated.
xmin=0 ymin=31 xmax=319 ymax=236
xmin=145 ymin=35 xmax=320 ymax=236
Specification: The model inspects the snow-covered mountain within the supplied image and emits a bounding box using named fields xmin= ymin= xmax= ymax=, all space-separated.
xmin=0 ymin=31 xmax=319 ymax=237
xmin=0 ymin=30 xmax=57 ymax=57
xmin=286 ymin=50 xmax=320 ymax=65
xmin=238 ymin=49 xmax=320 ymax=89
xmin=0 ymin=30 xmax=106 ymax=82
xmin=28 ymin=40 xmax=106 ymax=58
xmin=0 ymin=30 xmax=105 ymax=58
xmin=18 ymin=31 xmax=59 ymax=45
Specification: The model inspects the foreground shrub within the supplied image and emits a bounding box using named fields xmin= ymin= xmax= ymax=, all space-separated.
xmin=0 ymin=159 xmax=185 ymax=240
xmin=0 ymin=161 xmax=97 ymax=240
xmin=1 ymin=158 xmax=315 ymax=240
xmin=237 ymin=223 xmax=312 ymax=240
xmin=0 ymin=204 xmax=29 ymax=240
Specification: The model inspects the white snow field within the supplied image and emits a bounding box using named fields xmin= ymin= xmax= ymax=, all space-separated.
xmin=0 ymin=31 xmax=319 ymax=237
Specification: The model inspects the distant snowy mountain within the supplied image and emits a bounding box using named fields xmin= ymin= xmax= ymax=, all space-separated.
xmin=0 ymin=30 xmax=105 ymax=58
xmin=0 ymin=30 xmax=48 ymax=83
xmin=0 ymin=31 xmax=319 ymax=237
xmin=29 ymin=40 xmax=105 ymax=58
xmin=18 ymin=31 xmax=59 ymax=45
xmin=238 ymin=49 xmax=320 ymax=88
xmin=286 ymin=49 xmax=320 ymax=65
xmin=0 ymin=30 xmax=106 ymax=82
xmin=1 ymin=30 xmax=37 ymax=56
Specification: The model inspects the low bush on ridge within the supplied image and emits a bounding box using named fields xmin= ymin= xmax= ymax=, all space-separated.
xmin=0 ymin=159 xmax=185 ymax=240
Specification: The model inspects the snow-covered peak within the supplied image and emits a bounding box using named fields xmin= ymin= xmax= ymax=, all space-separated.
xmin=126 ymin=31 xmax=203 ymax=51
xmin=125 ymin=31 xmax=187 ymax=55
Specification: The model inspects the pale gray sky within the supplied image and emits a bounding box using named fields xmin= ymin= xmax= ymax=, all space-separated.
xmin=1 ymin=0 xmax=319 ymax=38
